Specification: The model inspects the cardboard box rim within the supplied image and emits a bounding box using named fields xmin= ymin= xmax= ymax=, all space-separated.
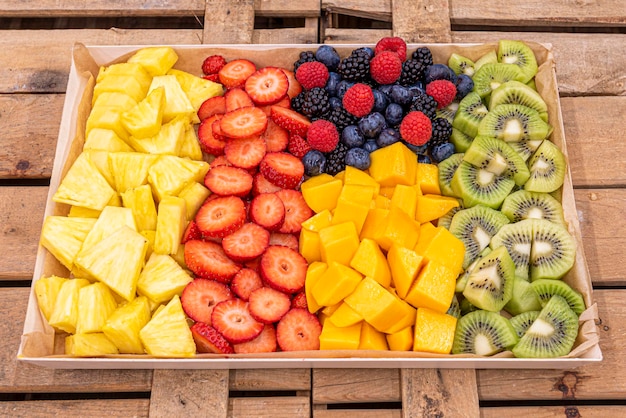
xmin=18 ymin=42 xmax=602 ymax=369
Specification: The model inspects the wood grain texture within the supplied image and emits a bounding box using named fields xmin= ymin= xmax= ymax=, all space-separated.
xmin=392 ymin=0 xmax=452 ymax=43
xmin=229 ymin=396 xmax=310 ymax=418
xmin=313 ymin=368 xmax=400 ymax=404
xmin=481 ymin=405 xmax=626 ymax=418
xmin=323 ymin=28 xmax=391 ymax=43
xmin=322 ymin=0 xmax=392 ymax=21
xmin=314 ymin=411 xmax=401 ymax=418
xmin=254 ymin=0 xmax=320 ymax=18
xmin=203 ymin=0 xmax=255 ymax=44
xmin=253 ymin=28 xmax=318 ymax=44
xmin=229 ymin=369 xmax=311 ymax=391
xmin=0 ymin=399 xmax=150 ymax=417
xmin=0 ymin=0 xmax=204 ymax=17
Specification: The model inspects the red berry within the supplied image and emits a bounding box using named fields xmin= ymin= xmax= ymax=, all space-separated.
xmin=231 ymin=268 xmax=264 ymax=301
xmin=211 ymin=299 xmax=264 ymax=344
xmin=399 ymin=111 xmax=432 ymax=146
xmin=233 ymin=324 xmax=277 ymax=354
xmin=203 ymin=74 xmax=220 ymax=82
xmin=294 ymin=61 xmax=329 ymax=90
xmin=222 ymin=222 xmax=270 ymax=263
xmin=245 ymin=67 xmax=289 ymax=106
xmin=197 ymin=115 xmax=226 ymax=156
xmin=269 ymin=232 xmax=299 ymax=252
xmin=248 ymin=287 xmax=291 ymax=324
xmin=259 ymin=152 xmax=304 ymax=189
xmin=202 ymin=55 xmax=227 ymax=75
xmin=195 ymin=195 xmax=247 ymax=238
xmin=220 ymin=106 xmax=268 ymax=139
xmin=224 ymin=136 xmax=267 ymax=170
xmin=287 ymin=133 xmax=312 ymax=158
xmin=374 ymin=37 xmax=407 ymax=61
xmin=252 ymin=172 xmax=283 ymax=196
xmin=190 ymin=322 xmax=234 ymax=354
xmin=291 ymin=291 xmax=308 ymax=310
xmin=224 ymin=87 xmax=254 ymax=112
xmin=184 ymin=240 xmax=241 ymax=283
xmin=370 ymin=51 xmax=403 ymax=85
xmin=198 ymin=96 xmax=226 ymax=121
xmin=182 ymin=220 xmax=202 ymax=244
xmin=426 ymin=79 xmax=457 ymax=109
xmin=306 ymin=120 xmax=339 ymax=153
xmin=260 ymin=245 xmax=308 ymax=294
xmin=283 ymin=69 xmax=302 ymax=99
xmin=209 ymin=155 xmax=232 ymax=169
xmin=276 ymin=308 xmax=322 ymax=351
xmin=218 ymin=59 xmax=256 ymax=88
xmin=181 ymin=278 xmax=233 ymax=325
xmin=342 ymin=83 xmax=375 ymax=117
xmin=261 ymin=120 xmax=289 ymax=152
xmin=269 ymin=105 xmax=311 ymax=137
xmin=249 ymin=192 xmax=286 ymax=231
xmin=204 ymin=165 xmax=253 ymax=197
xmin=274 ymin=189 xmax=313 ymax=234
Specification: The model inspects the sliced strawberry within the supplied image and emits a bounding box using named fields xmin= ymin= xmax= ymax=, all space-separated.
xmin=269 ymin=106 xmax=310 ymax=137
xmin=259 ymin=96 xmax=291 ymax=116
xmin=198 ymin=115 xmax=226 ymax=156
xmin=195 ymin=195 xmax=247 ymax=238
xmin=182 ymin=220 xmax=202 ymax=244
xmin=222 ymin=222 xmax=270 ymax=263
xmin=259 ymin=152 xmax=304 ymax=189
xmin=274 ymin=189 xmax=313 ymax=234
xmin=181 ymin=278 xmax=233 ymax=325
xmin=291 ymin=291 xmax=308 ymax=310
xmin=269 ymin=232 xmax=299 ymax=252
xmin=211 ymin=117 xmax=226 ymax=141
xmin=260 ymin=245 xmax=307 ymax=294
xmin=276 ymin=308 xmax=322 ymax=351
xmin=198 ymin=96 xmax=226 ymax=121
xmin=203 ymin=73 xmax=220 ymax=82
xmin=209 ymin=155 xmax=232 ymax=168
xmin=218 ymin=59 xmax=256 ymax=89
xmin=261 ymin=120 xmax=289 ymax=152
xmin=233 ymin=324 xmax=277 ymax=354
xmin=211 ymin=299 xmax=264 ymax=344
xmin=249 ymin=192 xmax=285 ymax=231
xmin=244 ymin=67 xmax=289 ymax=106
xmin=245 ymin=257 xmax=261 ymax=272
xmin=225 ymin=87 xmax=254 ymax=112
xmin=231 ymin=268 xmax=263 ymax=301
xmin=248 ymin=287 xmax=291 ymax=324
xmin=184 ymin=240 xmax=241 ymax=283
xmin=224 ymin=136 xmax=267 ymax=170
xmin=220 ymin=107 xmax=268 ymax=139
xmin=191 ymin=322 xmax=234 ymax=354
xmin=204 ymin=165 xmax=253 ymax=197
xmin=283 ymin=69 xmax=302 ymax=99
xmin=252 ymin=172 xmax=283 ymax=196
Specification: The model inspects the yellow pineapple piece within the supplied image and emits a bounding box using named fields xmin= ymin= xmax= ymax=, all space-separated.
xmin=39 ymin=216 xmax=96 ymax=271
xmin=84 ymin=128 xmax=133 ymax=152
xmin=178 ymin=182 xmax=211 ymax=221
xmin=48 ymin=278 xmax=91 ymax=334
xmin=148 ymin=155 xmax=210 ymax=201
xmin=92 ymin=74 xmax=150 ymax=105
xmin=68 ymin=206 xmax=101 ymax=218
xmin=83 ymin=150 xmax=115 ymax=187
xmin=179 ymin=124 xmax=203 ymax=161
xmin=96 ymin=62 xmax=152 ymax=87
xmin=109 ymin=151 xmax=159 ymax=193
xmin=76 ymin=282 xmax=118 ymax=334
xmin=139 ymin=294 xmax=196 ymax=357
xmin=74 ymin=226 xmax=148 ymax=301
xmin=168 ymin=68 xmax=224 ymax=111
xmin=141 ymin=230 xmax=156 ymax=260
xmin=85 ymin=106 xmax=129 ymax=140
xmin=127 ymin=46 xmax=179 ymax=77
xmin=127 ymin=115 xmax=187 ymax=156
xmin=78 ymin=206 xmax=137 ymax=260
xmin=34 ymin=275 xmax=69 ymax=322
xmin=121 ymin=184 xmax=158 ymax=232
xmin=137 ymin=253 xmax=193 ymax=304
xmin=65 ymin=333 xmax=119 ymax=356
xmin=148 ymin=75 xmax=196 ymax=123
xmin=154 ymin=196 xmax=187 ymax=255
xmin=102 ymin=295 xmax=151 ymax=354
xmin=121 ymin=86 xmax=165 ymax=139
xmin=53 ymin=152 xmax=116 ymax=211
xmin=171 ymin=243 xmax=188 ymax=270
xmin=92 ymin=91 xmax=138 ymax=112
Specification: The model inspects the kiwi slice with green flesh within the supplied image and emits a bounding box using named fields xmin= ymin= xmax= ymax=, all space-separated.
xmin=490 ymin=219 xmax=534 ymax=280
xmin=504 ymin=276 xmax=543 ymax=316
xmin=463 ymin=135 xmax=531 ymax=186
xmin=501 ymin=189 xmax=566 ymax=226
xmin=436 ymin=101 xmax=459 ymax=124
xmin=507 ymin=139 xmax=544 ymax=162
xmin=462 ymin=246 xmax=516 ymax=312
xmin=449 ymin=205 xmax=511 ymax=269
xmin=498 ymin=40 xmax=538 ymax=84
xmin=438 ymin=152 xmax=465 ymax=197
xmin=452 ymin=92 xmax=489 ymax=138
xmin=452 ymin=309 xmax=519 ymax=355
xmin=530 ymin=218 xmax=577 ymax=280
xmin=456 ymin=247 xmax=492 ymax=293
xmin=489 ymin=80 xmax=549 ymax=122
xmin=446 ymin=295 xmax=461 ymax=319
xmin=448 ymin=53 xmax=476 ymax=76
xmin=437 ymin=203 xmax=463 ymax=230
xmin=450 ymin=128 xmax=474 ymax=153
xmin=473 ymin=49 xmax=498 ymax=72
xmin=524 ymin=140 xmax=567 ymax=193
xmin=450 ymin=161 xmax=515 ymax=209
xmin=472 ymin=63 xmax=526 ymax=98
xmin=531 ymin=279 xmax=585 ymax=315
xmin=511 ymin=295 xmax=578 ymax=358
xmin=510 ymin=310 xmax=541 ymax=338
xmin=526 ymin=78 xmax=537 ymax=91
xmin=459 ymin=297 xmax=479 ymax=316
xmin=478 ymin=104 xmax=552 ymax=142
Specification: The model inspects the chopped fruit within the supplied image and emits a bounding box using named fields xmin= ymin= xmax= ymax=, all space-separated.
xmin=269 ymin=106 xmax=311 ymax=137
xmin=204 ymin=165 xmax=254 ymax=197
xmin=218 ymin=59 xmax=256 ymax=88
xmin=184 ymin=240 xmax=242 ymax=283
xmin=269 ymin=232 xmax=299 ymax=251
xmin=211 ymin=298 xmax=264 ymax=343
xmin=276 ymin=308 xmax=322 ymax=351
xmin=262 ymin=120 xmax=289 ymax=152
xmin=224 ymin=87 xmax=254 ymax=112
xmin=181 ymin=278 xmax=233 ymax=325
xmin=210 ymin=155 xmax=232 ymax=168
xmin=291 ymin=291 xmax=308 ymax=310
xmin=222 ymin=222 xmax=270 ymax=262
xmin=137 ymin=253 xmax=193 ymax=304
xmin=198 ymin=96 xmax=226 ymax=121
xmin=306 ymin=119 xmax=340 ymax=153
xmin=203 ymin=74 xmax=219 ymax=82
xmin=245 ymin=67 xmax=289 ymax=105
xmin=249 ymin=192 xmax=286 ymax=231
xmin=375 ymin=36 xmax=407 ymax=61
xmin=260 ymin=245 xmax=308 ymax=293
xmin=343 ymin=83 xmax=375 ymax=117
xmin=139 ymin=295 xmax=196 ymax=357
xmin=259 ymin=152 xmax=305 ymax=189
xmin=248 ymin=287 xmax=292 ymax=323
xmin=252 ymin=172 xmax=283 ymax=195
xmin=283 ymin=69 xmax=302 ymax=98
xmin=191 ymin=322 xmax=234 ymax=354
xmin=231 ymin=268 xmax=264 ymax=300
xmin=275 ymin=189 xmax=313 ymax=234
xmin=233 ymin=323 xmax=277 ymax=353
xmin=370 ymin=51 xmax=403 ymax=85
xmin=219 ymin=106 xmax=268 ymax=139
xmin=224 ymin=136 xmax=267 ymax=169
xmin=202 ymin=55 xmax=227 ymax=75
xmin=426 ymin=79 xmax=457 ymax=109
xmin=260 ymin=96 xmax=291 ymax=116
xmin=399 ymin=111 xmax=432 ymax=146
xmin=195 ymin=195 xmax=247 ymax=238
xmin=287 ymin=133 xmax=312 ymax=158
xmin=211 ymin=117 xmax=226 ymax=140
xmin=295 ymin=61 xmax=329 ymax=90
xmin=197 ymin=115 xmax=226 ymax=155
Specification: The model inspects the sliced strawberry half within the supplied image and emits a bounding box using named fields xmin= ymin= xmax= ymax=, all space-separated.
xmin=274 ymin=189 xmax=313 ymax=234
xmin=195 ymin=195 xmax=247 ymax=238
xmin=218 ymin=59 xmax=256 ymax=89
xmin=252 ymin=172 xmax=283 ymax=196
xmin=181 ymin=278 xmax=233 ymax=325
xmin=248 ymin=287 xmax=291 ymax=324
xmin=211 ymin=299 xmax=264 ymax=344
xmin=211 ymin=117 xmax=226 ymax=141
xmin=230 ymin=268 xmax=264 ymax=301
xmin=260 ymin=245 xmax=307 ymax=294
xmin=259 ymin=152 xmax=304 ymax=189
xmin=249 ymin=192 xmax=285 ymax=231
xmin=198 ymin=115 xmax=226 ymax=156
xmin=209 ymin=155 xmax=232 ymax=168
xmin=198 ymin=96 xmax=226 ymax=121
xmin=276 ymin=308 xmax=322 ymax=351
xmin=291 ymin=291 xmax=308 ymax=310
xmin=220 ymin=106 xmax=268 ymax=139
xmin=269 ymin=105 xmax=310 ymax=137
xmin=269 ymin=232 xmax=299 ymax=252
xmin=182 ymin=220 xmax=202 ymax=244
xmin=283 ymin=69 xmax=302 ymax=99
xmin=225 ymin=87 xmax=254 ymax=112
xmin=259 ymin=96 xmax=291 ymax=116
xmin=222 ymin=222 xmax=270 ymax=263
xmin=261 ymin=120 xmax=289 ymax=152
xmin=191 ymin=322 xmax=235 ymax=354
xmin=224 ymin=136 xmax=267 ymax=170
xmin=244 ymin=67 xmax=289 ymax=106
xmin=184 ymin=240 xmax=241 ymax=283
xmin=233 ymin=324 xmax=277 ymax=354
xmin=204 ymin=165 xmax=253 ymax=197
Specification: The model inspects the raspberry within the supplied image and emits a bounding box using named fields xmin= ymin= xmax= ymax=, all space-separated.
xmin=287 ymin=133 xmax=312 ymax=158
xmin=342 ymin=83 xmax=374 ymax=118
xmin=306 ymin=119 xmax=339 ymax=153
xmin=399 ymin=111 xmax=432 ymax=146
xmin=202 ymin=55 xmax=227 ymax=75
xmin=369 ymin=51 xmax=403 ymax=85
xmin=295 ymin=61 xmax=329 ymax=90
xmin=374 ymin=37 xmax=407 ymax=61
xmin=426 ymin=79 xmax=457 ymax=109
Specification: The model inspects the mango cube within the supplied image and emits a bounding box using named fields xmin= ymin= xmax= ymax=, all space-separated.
xmin=359 ymin=322 xmax=389 ymax=350
xmin=360 ymin=208 xmax=389 ymax=241
xmin=387 ymin=244 xmax=424 ymax=299
xmin=300 ymin=173 xmax=343 ymax=213
xmin=421 ymin=226 xmax=466 ymax=275
xmin=319 ymin=320 xmax=362 ymax=350
xmin=299 ymin=210 xmax=333 ymax=263
xmin=328 ymin=302 xmax=363 ymax=328
xmin=319 ymin=221 xmax=360 ymax=266
xmin=343 ymin=165 xmax=380 ymax=196
xmin=374 ymin=194 xmax=391 ymax=209
xmin=413 ymin=308 xmax=457 ymax=354
xmin=368 ymin=142 xmax=417 ymax=187
xmin=332 ymin=184 xmax=375 ymax=234
xmin=404 ymin=259 xmax=456 ymax=313
xmin=349 ymin=238 xmax=391 ymax=288
xmin=305 ymin=262 xmax=327 ymax=313
xmin=390 ymin=184 xmax=418 ymax=218
xmin=414 ymin=222 xmax=439 ymax=254
xmin=312 ymin=262 xmax=363 ymax=307
xmin=370 ymin=207 xmax=420 ymax=252
xmin=415 ymin=163 xmax=441 ymax=195
xmin=386 ymin=326 xmax=414 ymax=351
xmin=415 ymin=194 xmax=461 ymax=224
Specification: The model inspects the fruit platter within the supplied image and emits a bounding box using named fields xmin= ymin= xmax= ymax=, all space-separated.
xmin=18 ymin=38 xmax=601 ymax=369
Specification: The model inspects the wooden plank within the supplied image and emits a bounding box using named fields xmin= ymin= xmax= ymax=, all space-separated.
xmin=313 ymin=369 xmax=400 ymax=404
xmin=321 ymin=0 xmax=392 ymax=22
xmin=203 ymin=0 xmax=255 ymax=44
xmin=0 ymin=399 xmax=150 ymax=417
xmin=323 ymin=28 xmax=391 ymax=44
xmin=253 ymin=28 xmax=318 ymax=44
xmin=0 ymin=1 xmax=204 ymax=17
xmin=481 ymin=405 xmax=626 ymax=418
xmin=230 ymin=369 xmax=311 ymax=391
xmin=314 ymin=411 xmax=401 ymax=418
xmin=392 ymin=0 xmax=452 ymax=43
xmin=229 ymin=396 xmax=310 ymax=418
xmin=255 ymin=0 xmax=320 ymax=18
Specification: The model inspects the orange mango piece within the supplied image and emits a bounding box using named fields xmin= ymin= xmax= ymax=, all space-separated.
xmin=300 ymin=173 xmax=343 ymax=213
xmin=328 ymin=302 xmax=363 ymax=328
xmin=359 ymin=322 xmax=389 ymax=350
xmin=390 ymin=184 xmax=418 ymax=219
xmin=304 ymin=261 xmax=327 ymax=314
xmin=312 ymin=261 xmax=363 ymax=307
xmin=414 ymin=222 xmax=439 ymax=254
xmin=369 ymin=142 xmax=417 ymax=187
xmin=386 ymin=326 xmax=414 ymax=351
xmin=332 ymin=184 xmax=376 ymax=234
xmin=319 ymin=320 xmax=362 ymax=350
xmin=299 ymin=210 xmax=333 ymax=263
xmin=415 ymin=194 xmax=460 ymax=224
xmin=387 ymin=244 xmax=424 ymax=299
xmin=319 ymin=221 xmax=360 ymax=266
xmin=404 ymin=259 xmax=457 ymax=313
xmin=415 ymin=163 xmax=441 ymax=195
xmin=413 ymin=307 xmax=457 ymax=354
xmin=350 ymin=238 xmax=391 ymax=288
xmin=421 ymin=226 xmax=465 ymax=276
xmin=343 ymin=165 xmax=380 ymax=196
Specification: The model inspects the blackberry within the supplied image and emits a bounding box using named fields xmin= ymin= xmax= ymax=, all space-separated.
xmin=409 ymin=91 xmax=437 ymax=120
xmin=398 ymin=59 xmax=427 ymax=86
xmin=327 ymin=106 xmax=358 ymax=134
xmin=325 ymin=142 xmax=349 ymax=175
xmin=293 ymin=51 xmax=316 ymax=72
xmin=337 ymin=48 xmax=371 ymax=82
xmin=412 ymin=47 xmax=433 ymax=66
xmin=301 ymin=87 xmax=330 ymax=119
xmin=291 ymin=92 xmax=305 ymax=113
xmin=429 ymin=117 xmax=453 ymax=146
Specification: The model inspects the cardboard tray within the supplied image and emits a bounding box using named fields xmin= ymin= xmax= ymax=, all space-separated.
xmin=18 ymin=43 xmax=602 ymax=369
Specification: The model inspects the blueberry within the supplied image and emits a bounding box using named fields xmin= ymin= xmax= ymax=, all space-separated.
xmin=376 ymin=128 xmax=401 ymax=148
xmin=430 ymin=142 xmax=456 ymax=163
xmin=363 ymin=139 xmax=379 ymax=153
xmin=378 ymin=84 xmax=394 ymax=100
xmin=337 ymin=80 xmax=354 ymax=99
xmin=372 ymin=89 xmax=389 ymax=113
xmin=341 ymin=125 xmax=365 ymax=148
xmin=325 ymin=72 xmax=342 ymax=97
xmin=329 ymin=96 xmax=342 ymax=109
xmin=358 ymin=112 xmax=387 ymax=138
xmin=345 ymin=147 xmax=371 ymax=170
xmin=417 ymin=154 xmax=432 ymax=164
xmin=406 ymin=81 xmax=425 ymax=95
xmin=302 ymin=150 xmax=327 ymax=176
xmin=403 ymin=141 xmax=429 ymax=154
xmin=357 ymin=47 xmax=375 ymax=59
xmin=455 ymin=74 xmax=474 ymax=100
xmin=384 ymin=103 xmax=404 ymax=126
xmin=316 ymin=45 xmax=341 ymax=71
xmin=424 ymin=63 xmax=457 ymax=84
xmin=390 ymin=85 xmax=413 ymax=107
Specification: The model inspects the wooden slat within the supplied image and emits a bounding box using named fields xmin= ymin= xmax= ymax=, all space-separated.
xmin=481 ymin=405 xmax=626 ymax=417
xmin=202 ymin=0 xmax=255 ymax=44
xmin=230 ymin=369 xmax=311 ymax=391
xmin=229 ymin=396 xmax=310 ymax=418
xmin=313 ymin=368 xmax=400 ymax=404
xmin=254 ymin=0 xmax=320 ymax=18
xmin=0 ymin=0 xmax=205 ymax=17
xmin=314 ymin=411 xmax=401 ymax=418
xmin=392 ymin=0 xmax=452 ymax=43
xmin=323 ymin=28 xmax=391 ymax=44
xmin=253 ymin=28 xmax=318 ymax=44
xmin=322 ymin=0 xmax=392 ymax=22
xmin=0 ymin=399 xmax=150 ymax=417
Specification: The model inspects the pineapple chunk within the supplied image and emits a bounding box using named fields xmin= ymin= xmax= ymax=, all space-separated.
xmin=127 ymin=115 xmax=187 ymax=156
xmin=96 ymin=62 xmax=152 ymax=86
xmin=53 ymin=152 xmax=116 ymax=211
xmin=74 ymin=226 xmax=148 ymax=301
xmin=92 ymin=74 xmax=150 ymax=105
xmin=76 ymin=282 xmax=118 ymax=334
xmin=141 ymin=230 xmax=156 ymax=260
xmin=121 ymin=86 xmax=165 ymax=139
xmin=34 ymin=275 xmax=69 ymax=322
xmin=139 ymin=294 xmax=195 ymax=357
xmin=109 ymin=151 xmax=159 ymax=193
xmin=127 ymin=46 xmax=178 ymax=77
xmin=68 ymin=206 xmax=102 ymax=218
xmin=179 ymin=124 xmax=203 ymax=161
xmin=92 ymin=92 xmax=138 ymax=112
xmin=102 ymin=295 xmax=151 ymax=354
xmin=137 ymin=253 xmax=193 ymax=304
xmin=171 ymin=244 xmax=188 ymax=270
xmin=84 ymin=128 xmax=133 ymax=153
xmin=121 ymin=184 xmax=158 ymax=232
xmin=83 ymin=150 xmax=115 ymax=187
xmin=78 ymin=206 xmax=137 ymax=257
xmin=154 ymin=196 xmax=187 ymax=255
xmin=168 ymin=68 xmax=224 ymax=111
xmin=178 ymin=182 xmax=211 ymax=221
xmin=149 ymin=75 xmax=196 ymax=123
xmin=48 ymin=278 xmax=91 ymax=334
xmin=65 ymin=333 xmax=119 ymax=356
xmin=85 ymin=106 xmax=129 ymax=140
xmin=148 ymin=155 xmax=210 ymax=201
xmin=40 ymin=216 xmax=97 ymax=271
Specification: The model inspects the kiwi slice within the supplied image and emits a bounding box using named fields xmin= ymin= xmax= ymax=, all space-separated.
xmin=446 ymin=295 xmax=461 ymax=319
xmin=501 ymin=189 xmax=566 ymax=225
xmin=452 ymin=92 xmax=489 ymax=138
xmin=531 ymin=279 xmax=585 ymax=316
xmin=436 ymin=101 xmax=459 ymax=124
xmin=507 ymin=139 xmax=544 ymax=162
xmin=512 ymin=295 xmax=578 ymax=358
xmin=473 ymin=50 xmax=498 ymax=72
xmin=463 ymin=135 xmax=531 ymax=186
xmin=452 ymin=309 xmax=519 ymax=355
xmin=438 ymin=152 xmax=465 ymax=197
xmin=462 ymin=246 xmax=516 ymax=312
xmin=498 ymin=40 xmax=538 ymax=84
xmin=449 ymin=205 xmax=510 ymax=269
xmin=448 ymin=53 xmax=475 ymax=76
xmin=524 ymin=140 xmax=567 ymax=193
xmin=530 ymin=218 xmax=577 ymax=280
xmin=450 ymin=161 xmax=515 ymax=209
xmin=490 ymin=219 xmax=534 ymax=280
xmin=437 ymin=203 xmax=463 ymax=230
xmin=489 ymin=80 xmax=549 ymax=122
xmin=459 ymin=297 xmax=479 ymax=316
xmin=478 ymin=104 xmax=552 ymax=142
xmin=472 ymin=63 xmax=526 ymax=98
xmin=504 ymin=276 xmax=543 ymax=316
xmin=456 ymin=247 xmax=492 ymax=293
xmin=450 ymin=128 xmax=474 ymax=153
xmin=510 ymin=310 xmax=541 ymax=338
xmin=526 ymin=78 xmax=537 ymax=91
